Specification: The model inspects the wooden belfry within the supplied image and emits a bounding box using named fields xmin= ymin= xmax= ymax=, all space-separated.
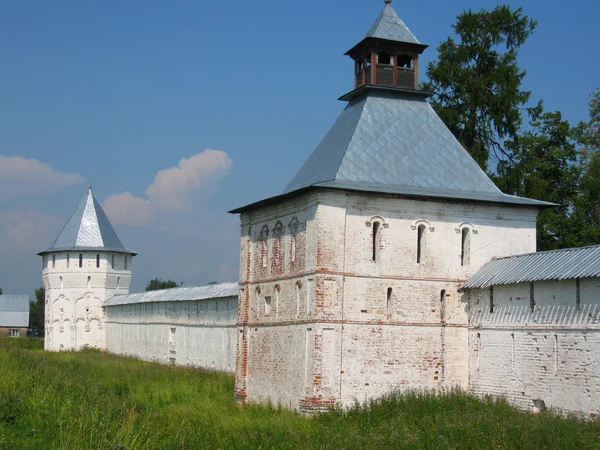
xmin=345 ymin=0 xmax=428 ymax=90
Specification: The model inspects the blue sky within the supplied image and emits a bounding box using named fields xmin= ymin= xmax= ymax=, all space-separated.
xmin=1 ymin=0 xmax=598 ymax=296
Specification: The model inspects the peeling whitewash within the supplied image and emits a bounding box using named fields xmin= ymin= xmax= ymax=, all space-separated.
xmin=468 ymin=279 xmax=600 ymax=416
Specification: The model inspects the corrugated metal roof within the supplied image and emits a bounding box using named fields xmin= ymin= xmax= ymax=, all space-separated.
xmin=0 ymin=295 xmax=29 ymax=327
xmin=363 ymin=3 xmax=421 ymax=44
xmin=105 ymin=282 xmax=239 ymax=306
xmin=461 ymin=245 xmax=600 ymax=290
xmin=282 ymin=90 xmax=550 ymax=207
xmin=39 ymin=185 xmax=136 ymax=255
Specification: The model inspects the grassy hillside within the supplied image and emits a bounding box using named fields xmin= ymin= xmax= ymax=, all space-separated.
xmin=0 ymin=338 xmax=598 ymax=449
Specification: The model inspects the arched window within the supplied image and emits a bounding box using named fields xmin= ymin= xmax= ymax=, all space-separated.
xmin=378 ymin=52 xmax=391 ymax=65
xmin=372 ymin=221 xmax=380 ymax=262
xmin=259 ymin=225 xmax=269 ymax=269
xmin=96 ymin=254 xmax=100 ymax=268
xmin=79 ymin=254 xmax=83 ymax=268
xmin=289 ymin=217 xmax=299 ymax=264
xmin=417 ymin=225 xmax=426 ymax=264
xmin=397 ymin=54 xmax=413 ymax=68
xmin=461 ymin=228 xmax=470 ymax=266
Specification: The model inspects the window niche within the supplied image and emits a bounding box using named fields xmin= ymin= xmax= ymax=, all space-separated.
xmin=412 ymin=220 xmax=433 ymax=265
xmin=288 ymin=217 xmax=299 ymax=264
xmin=259 ymin=225 xmax=269 ymax=269
xmin=272 ymin=221 xmax=284 ymax=272
xmin=416 ymin=225 xmax=425 ymax=264
xmin=366 ymin=216 xmax=388 ymax=262
xmin=456 ymin=223 xmax=476 ymax=266
xmin=372 ymin=221 xmax=380 ymax=262
xmin=461 ymin=228 xmax=471 ymax=266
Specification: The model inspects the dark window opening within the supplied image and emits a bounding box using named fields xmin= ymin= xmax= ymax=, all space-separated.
xmin=52 ymin=255 xmax=55 ymax=269
xmin=79 ymin=254 xmax=83 ymax=268
xmin=372 ymin=221 xmax=380 ymax=262
xmin=67 ymin=254 xmax=70 ymax=268
xmin=365 ymin=56 xmax=371 ymax=68
xmin=461 ymin=228 xmax=470 ymax=266
xmin=417 ymin=225 xmax=425 ymax=264
xmin=378 ymin=52 xmax=391 ymax=65
xmin=576 ymin=278 xmax=581 ymax=311
xmin=490 ymin=286 xmax=494 ymax=313
xmin=96 ymin=254 xmax=100 ymax=268
xmin=397 ymin=54 xmax=413 ymax=68
xmin=529 ymin=282 xmax=535 ymax=313
xmin=124 ymin=256 xmax=128 ymax=270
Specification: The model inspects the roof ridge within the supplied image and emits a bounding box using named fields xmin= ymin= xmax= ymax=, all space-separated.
xmin=493 ymin=244 xmax=600 ymax=261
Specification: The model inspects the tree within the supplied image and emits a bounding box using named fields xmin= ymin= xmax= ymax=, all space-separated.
xmin=29 ymin=287 xmax=45 ymax=336
xmin=145 ymin=278 xmax=181 ymax=291
xmin=572 ymin=87 xmax=600 ymax=246
xmin=422 ymin=6 xmax=537 ymax=171
xmin=494 ymin=110 xmax=582 ymax=250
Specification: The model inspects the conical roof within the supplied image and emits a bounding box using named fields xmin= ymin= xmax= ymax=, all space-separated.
xmin=39 ymin=185 xmax=136 ymax=255
xmin=363 ymin=3 xmax=421 ymax=44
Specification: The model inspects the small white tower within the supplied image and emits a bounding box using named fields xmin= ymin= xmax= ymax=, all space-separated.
xmin=39 ymin=184 xmax=136 ymax=351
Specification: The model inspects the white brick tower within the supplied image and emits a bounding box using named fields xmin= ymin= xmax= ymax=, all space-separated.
xmin=39 ymin=184 xmax=136 ymax=351
xmin=230 ymin=0 xmax=549 ymax=411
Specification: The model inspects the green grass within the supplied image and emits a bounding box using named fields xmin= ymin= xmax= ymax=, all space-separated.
xmin=0 ymin=337 xmax=598 ymax=449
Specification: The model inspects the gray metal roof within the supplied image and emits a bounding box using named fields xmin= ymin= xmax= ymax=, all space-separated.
xmin=282 ymin=90 xmax=550 ymax=207
xmin=461 ymin=245 xmax=600 ymax=290
xmin=363 ymin=3 xmax=421 ymax=44
xmin=39 ymin=185 xmax=136 ymax=255
xmin=105 ymin=282 xmax=239 ymax=306
xmin=0 ymin=295 xmax=29 ymax=327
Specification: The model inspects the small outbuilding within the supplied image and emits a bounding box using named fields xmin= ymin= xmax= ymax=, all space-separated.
xmin=0 ymin=295 xmax=30 ymax=337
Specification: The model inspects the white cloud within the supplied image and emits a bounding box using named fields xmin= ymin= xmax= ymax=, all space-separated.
xmin=103 ymin=149 xmax=232 ymax=226
xmin=0 ymin=209 xmax=64 ymax=252
xmin=102 ymin=191 xmax=154 ymax=227
xmin=0 ymin=155 xmax=84 ymax=200
xmin=146 ymin=150 xmax=232 ymax=210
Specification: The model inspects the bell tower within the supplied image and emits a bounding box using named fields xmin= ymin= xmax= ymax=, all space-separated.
xmin=345 ymin=0 xmax=428 ymax=91
xmin=39 ymin=184 xmax=136 ymax=351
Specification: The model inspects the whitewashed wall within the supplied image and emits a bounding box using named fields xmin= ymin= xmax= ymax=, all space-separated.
xmin=468 ymin=278 xmax=600 ymax=417
xmin=105 ymin=297 xmax=237 ymax=372
xmin=238 ymin=188 xmax=539 ymax=411
xmin=42 ymin=251 xmax=132 ymax=351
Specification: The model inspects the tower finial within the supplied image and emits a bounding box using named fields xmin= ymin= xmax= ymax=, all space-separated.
xmin=88 ymin=182 xmax=92 ymax=191
xmin=384 ymin=0 xmax=392 ymax=4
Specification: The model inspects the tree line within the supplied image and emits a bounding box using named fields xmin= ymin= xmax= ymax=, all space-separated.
xmin=423 ymin=5 xmax=599 ymax=250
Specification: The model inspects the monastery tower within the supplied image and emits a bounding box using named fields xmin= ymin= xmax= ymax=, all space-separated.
xmin=39 ymin=184 xmax=136 ymax=351
xmin=230 ymin=0 xmax=549 ymax=411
